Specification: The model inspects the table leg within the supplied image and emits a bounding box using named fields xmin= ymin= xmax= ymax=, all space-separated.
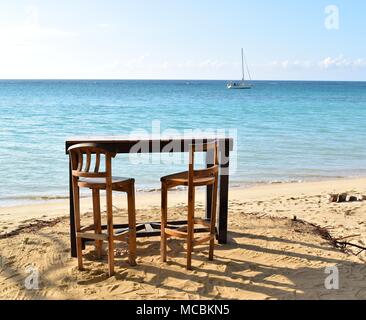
xmin=205 ymin=149 xmax=214 ymax=220
xmin=218 ymin=147 xmax=230 ymax=244
xmin=69 ymin=159 xmax=77 ymax=257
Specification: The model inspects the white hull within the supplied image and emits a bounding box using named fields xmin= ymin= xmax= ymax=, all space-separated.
xmin=227 ymin=83 xmax=252 ymax=89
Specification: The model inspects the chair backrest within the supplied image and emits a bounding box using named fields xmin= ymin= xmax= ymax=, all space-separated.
xmin=68 ymin=143 xmax=116 ymax=179
xmin=188 ymin=140 xmax=219 ymax=185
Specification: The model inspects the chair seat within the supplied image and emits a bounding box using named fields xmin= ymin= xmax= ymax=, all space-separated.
xmin=78 ymin=176 xmax=134 ymax=189
xmin=161 ymin=171 xmax=215 ymax=187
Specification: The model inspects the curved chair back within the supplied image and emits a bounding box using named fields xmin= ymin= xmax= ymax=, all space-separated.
xmin=68 ymin=143 xmax=116 ymax=179
xmin=188 ymin=140 xmax=219 ymax=185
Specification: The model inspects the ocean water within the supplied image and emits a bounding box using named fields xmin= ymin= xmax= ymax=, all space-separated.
xmin=1 ymin=80 xmax=366 ymax=206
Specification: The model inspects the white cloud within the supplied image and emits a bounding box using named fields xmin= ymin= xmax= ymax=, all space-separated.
xmin=124 ymin=55 xmax=150 ymax=68
xmin=293 ymin=60 xmax=312 ymax=68
xmin=319 ymin=55 xmax=366 ymax=69
xmin=269 ymin=60 xmax=313 ymax=69
xmin=110 ymin=55 xmax=231 ymax=72
xmin=281 ymin=60 xmax=289 ymax=68
xmin=197 ymin=59 xmax=228 ymax=69
xmin=269 ymin=56 xmax=366 ymax=70
xmin=354 ymin=58 xmax=366 ymax=67
xmin=90 ymin=55 xmax=237 ymax=79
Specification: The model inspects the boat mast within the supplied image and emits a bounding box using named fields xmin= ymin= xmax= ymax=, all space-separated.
xmin=243 ymin=51 xmax=252 ymax=81
xmin=241 ymin=48 xmax=245 ymax=82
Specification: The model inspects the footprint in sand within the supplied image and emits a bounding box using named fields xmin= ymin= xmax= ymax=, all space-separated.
xmin=77 ymin=272 xmax=108 ymax=285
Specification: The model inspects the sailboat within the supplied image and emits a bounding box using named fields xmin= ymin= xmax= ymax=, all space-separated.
xmin=227 ymin=48 xmax=252 ymax=89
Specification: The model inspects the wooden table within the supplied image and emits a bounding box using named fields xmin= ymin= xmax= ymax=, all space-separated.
xmin=65 ymin=136 xmax=234 ymax=257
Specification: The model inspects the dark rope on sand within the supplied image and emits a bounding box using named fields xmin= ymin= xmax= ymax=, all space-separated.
xmin=292 ymin=216 xmax=366 ymax=256
xmin=0 ymin=218 xmax=63 ymax=239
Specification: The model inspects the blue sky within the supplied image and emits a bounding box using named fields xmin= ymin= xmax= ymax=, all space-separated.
xmin=0 ymin=0 xmax=365 ymax=80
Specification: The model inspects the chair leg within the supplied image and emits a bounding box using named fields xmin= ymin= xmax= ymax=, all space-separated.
xmin=209 ymin=179 xmax=218 ymax=261
xmin=186 ymin=185 xmax=195 ymax=270
xmin=72 ymin=180 xmax=83 ymax=271
xmin=106 ymin=186 xmax=115 ymax=277
xmin=92 ymin=189 xmax=103 ymax=259
xmin=127 ymin=183 xmax=137 ymax=266
xmin=161 ymin=183 xmax=168 ymax=263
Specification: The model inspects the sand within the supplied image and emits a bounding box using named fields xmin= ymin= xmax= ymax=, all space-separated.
xmin=1 ymin=177 xmax=366 ymax=300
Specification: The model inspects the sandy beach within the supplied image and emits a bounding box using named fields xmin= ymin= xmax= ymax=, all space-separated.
xmin=1 ymin=177 xmax=366 ymax=300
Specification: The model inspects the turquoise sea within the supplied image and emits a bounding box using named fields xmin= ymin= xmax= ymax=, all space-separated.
xmin=1 ymin=80 xmax=366 ymax=206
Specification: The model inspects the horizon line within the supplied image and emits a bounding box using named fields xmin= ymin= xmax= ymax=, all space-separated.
xmin=0 ymin=79 xmax=365 ymax=82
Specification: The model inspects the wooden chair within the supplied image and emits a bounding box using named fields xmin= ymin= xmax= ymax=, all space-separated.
xmin=68 ymin=143 xmax=136 ymax=277
xmin=160 ymin=140 xmax=219 ymax=270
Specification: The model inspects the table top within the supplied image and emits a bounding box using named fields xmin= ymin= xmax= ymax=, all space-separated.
xmin=65 ymin=135 xmax=234 ymax=154
xmin=66 ymin=134 xmax=233 ymax=143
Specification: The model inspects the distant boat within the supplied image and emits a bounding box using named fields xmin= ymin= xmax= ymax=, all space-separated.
xmin=227 ymin=48 xmax=252 ymax=89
